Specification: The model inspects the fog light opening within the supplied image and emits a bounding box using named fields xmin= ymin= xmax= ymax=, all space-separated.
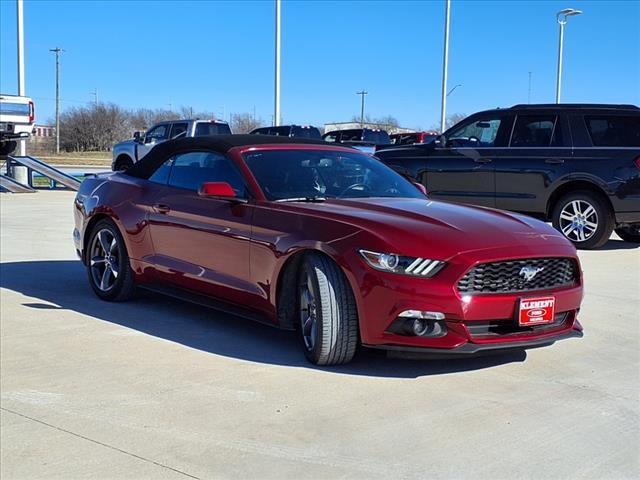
xmin=411 ymin=319 xmax=430 ymax=336
xmin=399 ymin=318 xmax=447 ymax=338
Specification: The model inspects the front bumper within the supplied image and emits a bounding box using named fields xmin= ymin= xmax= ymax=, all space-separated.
xmin=365 ymin=328 xmax=583 ymax=357
xmin=345 ymin=243 xmax=584 ymax=353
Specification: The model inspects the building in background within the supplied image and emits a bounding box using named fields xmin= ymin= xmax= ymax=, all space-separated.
xmin=28 ymin=124 xmax=55 ymax=154
xmin=323 ymin=122 xmax=415 ymax=134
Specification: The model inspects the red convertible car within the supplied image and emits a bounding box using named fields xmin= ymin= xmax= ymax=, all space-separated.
xmin=73 ymin=135 xmax=583 ymax=365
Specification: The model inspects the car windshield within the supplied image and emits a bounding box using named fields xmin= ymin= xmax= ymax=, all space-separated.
xmin=243 ymin=149 xmax=424 ymax=201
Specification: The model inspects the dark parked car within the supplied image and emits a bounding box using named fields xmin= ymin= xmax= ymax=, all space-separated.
xmin=322 ymin=128 xmax=390 ymax=153
xmin=250 ymin=125 xmax=322 ymax=139
xmin=376 ymin=104 xmax=640 ymax=249
xmin=390 ymin=131 xmax=439 ymax=145
xmin=74 ymin=135 xmax=583 ymax=365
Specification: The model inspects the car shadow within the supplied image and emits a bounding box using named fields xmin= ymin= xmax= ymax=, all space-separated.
xmin=0 ymin=260 xmax=528 ymax=378
xmin=597 ymin=238 xmax=639 ymax=251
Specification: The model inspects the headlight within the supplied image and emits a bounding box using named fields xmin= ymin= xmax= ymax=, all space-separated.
xmin=358 ymin=250 xmax=445 ymax=277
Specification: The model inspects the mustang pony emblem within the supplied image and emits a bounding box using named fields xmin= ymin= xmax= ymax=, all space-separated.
xmin=519 ymin=266 xmax=545 ymax=282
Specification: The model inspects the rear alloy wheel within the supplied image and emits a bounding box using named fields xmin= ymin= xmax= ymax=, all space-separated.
xmin=297 ymin=253 xmax=358 ymax=365
xmin=552 ymin=191 xmax=614 ymax=249
xmin=86 ymin=219 xmax=136 ymax=301
xmin=615 ymin=224 xmax=640 ymax=243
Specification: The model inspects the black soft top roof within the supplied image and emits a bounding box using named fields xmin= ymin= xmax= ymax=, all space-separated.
xmin=126 ymin=134 xmax=332 ymax=179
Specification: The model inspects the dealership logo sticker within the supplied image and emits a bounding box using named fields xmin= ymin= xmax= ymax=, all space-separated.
xmin=519 ymin=296 xmax=555 ymax=326
xmin=519 ymin=265 xmax=544 ymax=282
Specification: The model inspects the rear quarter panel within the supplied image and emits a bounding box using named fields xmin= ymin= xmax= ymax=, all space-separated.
xmin=75 ymin=174 xmax=156 ymax=281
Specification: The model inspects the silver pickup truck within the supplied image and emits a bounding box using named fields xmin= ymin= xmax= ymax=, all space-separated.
xmin=112 ymin=118 xmax=232 ymax=171
xmin=0 ymin=94 xmax=34 ymax=156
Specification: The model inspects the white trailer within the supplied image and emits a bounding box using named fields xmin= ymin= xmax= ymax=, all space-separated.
xmin=0 ymin=94 xmax=34 ymax=156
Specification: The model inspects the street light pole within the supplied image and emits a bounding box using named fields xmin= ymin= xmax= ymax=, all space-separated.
xmin=356 ymin=90 xmax=368 ymax=127
xmin=17 ymin=0 xmax=26 ymax=156
xmin=50 ymin=47 xmax=63 ymax=154
xmin=446 ymin=84 xmax=462 ymax=97
xmin=439 ymin=0 xmax=451 ymax=133
xmin=274 ymin=0 xmax=281 ymax=126
xmin=555 ymin=8 xmax=582 ymax=103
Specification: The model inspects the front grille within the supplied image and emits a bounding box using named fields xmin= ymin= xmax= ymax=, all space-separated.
xmin=466 ymin=312 xmax=570 ymax=338
xmin=457 ymin=257 xmax=578 ymax=294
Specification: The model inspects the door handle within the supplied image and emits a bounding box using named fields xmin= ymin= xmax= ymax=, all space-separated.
xmin=545 ymin=158 xmax=565 ymax=164
xmin=153 ymin=203 xmax=171 ymax=214
xmin=474 ymin=158 xmax=492 ymax=164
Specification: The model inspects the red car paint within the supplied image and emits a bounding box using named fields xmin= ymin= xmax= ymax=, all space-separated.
xmin=74 ymin=143 xmax=583 ymax=354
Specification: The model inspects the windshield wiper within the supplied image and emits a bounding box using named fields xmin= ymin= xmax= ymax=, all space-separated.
xmin=275 ymin=196 xmax=328 ymax=203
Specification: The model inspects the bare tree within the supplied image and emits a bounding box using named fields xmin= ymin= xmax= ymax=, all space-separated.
xmin=430 ymin=113 xmax=467 ymax=132
xmin=59 ymin=103 xmax=129 ymax=152
xmin=128 ymin=108 xmax=180 ymax=132
xmin=350 ymin=114 xmax=400 ymax=131
xmin=179 ymin=106 xmax=216 ymax=120
xmin=231 ymin=112 xmax=264 ymax=133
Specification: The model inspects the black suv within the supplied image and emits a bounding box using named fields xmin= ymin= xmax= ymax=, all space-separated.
xmin=375 ymin=104 xmax=640 ymax=249
xmin=250 ymin=125 xmax=322 ymax=139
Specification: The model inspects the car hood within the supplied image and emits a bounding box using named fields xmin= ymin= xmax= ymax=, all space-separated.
xmin=275 ymin=197 xmax=572 ymax=259
xmin=113 ymin=139 xmax=136 ymax=149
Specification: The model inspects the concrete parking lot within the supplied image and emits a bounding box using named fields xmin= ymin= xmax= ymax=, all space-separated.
xmin=1 ymin=190 xmax=638 ymax=480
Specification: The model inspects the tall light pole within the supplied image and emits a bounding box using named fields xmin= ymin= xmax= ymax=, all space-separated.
xmin=50 ymin=47 xmax=63 ymax=154
xmin=274 ymin=0 xmax=281 ymax=126
xmin=446 ymin=84 xmax=462 ymax=97
xmin=439 ymin=0 xmax=451 ymax=133
xmin=17 ymin=0 xmax=26 ymax=156
xmin=555 ymin=8 xmax=582 ymax=103
xmin=356 ymin=90 xmax=368 ymax=127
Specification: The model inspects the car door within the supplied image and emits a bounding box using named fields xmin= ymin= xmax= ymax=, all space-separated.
xmin=146 ymin=150 xmax=257 ymax=305
xmin=136 ymin=124 xmax=171 ymax=161
xmin=169 ymin=122 xmax=188 ymax=140
xmin=494 ymin=113 xmax=572 ymax=214
xmin=424 ymin=112 xmax=513 ymax=207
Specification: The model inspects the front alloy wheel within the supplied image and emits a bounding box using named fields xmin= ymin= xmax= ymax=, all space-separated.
xmin=296 ymin=253 xmax=358 ymax=365
xmin=299 ymin=273 xmax=319 ymax=352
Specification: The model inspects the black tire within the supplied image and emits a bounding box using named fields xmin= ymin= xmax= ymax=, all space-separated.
xmin=615 ymin=224 xmax=640 ymax=243
xmin=0 ymin=141 xmax=17 ymax=157
xmin=86 ymin=219 xmax=136 ymax=301
xmin=551 ymin=190 xmax=614 ymax=249
xmin=297 ymin=253 xmax=358 ymax=365
xmin=114 ymin=156 xmax=134 ymax=171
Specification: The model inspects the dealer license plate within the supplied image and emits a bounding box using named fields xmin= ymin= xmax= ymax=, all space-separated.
xmin=518 ymin=296 xmax=555 ymax=326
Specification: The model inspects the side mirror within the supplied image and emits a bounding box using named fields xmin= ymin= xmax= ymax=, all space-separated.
xmin=133 ymin=131 xmax=142 ymax=142
xmin=198 ymin=182 xmax=246 ymax=202
xmin=435 ymin=134 xmax=448 ymax=148
xmin=412 ymin=182 xmax=428 ymax=196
